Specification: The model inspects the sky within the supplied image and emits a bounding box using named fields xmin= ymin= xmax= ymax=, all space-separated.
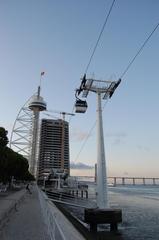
xmin=0 ymin=0 xmax=159 ymax=177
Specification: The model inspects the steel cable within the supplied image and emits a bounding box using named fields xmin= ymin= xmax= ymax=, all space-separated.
xmin=84 ymin=0 xmax=116 ymax=74
xmin=120 ymin=22 xmax=159 ymax=79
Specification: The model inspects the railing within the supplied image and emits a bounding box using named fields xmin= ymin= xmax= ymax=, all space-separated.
xmin=37 ymin=187 xmax=66 ymax=240
xmin=45 ymin=189 xmax=96 ymax=208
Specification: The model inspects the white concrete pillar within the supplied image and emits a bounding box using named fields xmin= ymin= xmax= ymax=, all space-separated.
xmin=96 ymin=92 xmax=109 ymax=208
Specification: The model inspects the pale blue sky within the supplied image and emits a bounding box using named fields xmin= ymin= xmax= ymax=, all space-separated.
xmin=0 ymin=0 xmax=158 ymax=177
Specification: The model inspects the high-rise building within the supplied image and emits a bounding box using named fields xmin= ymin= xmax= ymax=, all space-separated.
xmin=38 ymin=118 xmax=70 ymax=180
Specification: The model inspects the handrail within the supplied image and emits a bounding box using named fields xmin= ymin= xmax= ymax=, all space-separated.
xmin=37 ymin=187 xmax=66 ymax=240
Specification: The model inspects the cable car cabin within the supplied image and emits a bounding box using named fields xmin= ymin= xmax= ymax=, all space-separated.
xmin=75 ymin=99 xmax=88 ymax=113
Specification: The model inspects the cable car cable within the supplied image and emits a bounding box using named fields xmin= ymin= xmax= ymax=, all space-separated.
xmin=74 ymin=0 xmax=116 ymax=113
xmin=73 ymin=10 xmax=159 ymax=162
xmin=74 ymin=21 xmax=159 ymax=161
xmin=73 ymin=0 xmax=116 ymax=118
xmin=120 ymin=22 xmax=159 ymax=79
xmin=74 ymin=99 xmax=108 ymax=162
xmin=84 ymin=0 xmax=116 ymax=75
xmin=74 ymin=121 xmax=97 ymax=163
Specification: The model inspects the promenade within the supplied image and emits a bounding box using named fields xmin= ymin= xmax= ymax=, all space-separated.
xmin=0 ymin=185 xmax=50 ymax=240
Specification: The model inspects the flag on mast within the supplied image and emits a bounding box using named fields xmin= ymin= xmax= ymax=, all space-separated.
xmin=41 ymin=71 xmax=45 ymax=76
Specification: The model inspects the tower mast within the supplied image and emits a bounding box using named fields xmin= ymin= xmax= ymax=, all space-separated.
xmin=28 ymin=73 xmax=47 ymax=178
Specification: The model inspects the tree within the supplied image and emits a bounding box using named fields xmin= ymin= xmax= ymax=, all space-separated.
xmin=0 ymin=127 xmax=9 ymax=182
xmin=0 ymin=127 xmax=8 ymax=149
xmin=0 ymin=127 xmax=35 ymax=183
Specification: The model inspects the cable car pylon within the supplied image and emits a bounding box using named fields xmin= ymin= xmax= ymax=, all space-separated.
xmin=75 ymin=74 xmax=121 ymax=209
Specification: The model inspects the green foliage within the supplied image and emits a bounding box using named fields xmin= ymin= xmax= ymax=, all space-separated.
xmin=0 ymin=127 xmax=8 ymax=148
xmin=0 ymin=127 xmax=34 ymax=183
xmin=24 ymin=171 xmax=35 ymax=181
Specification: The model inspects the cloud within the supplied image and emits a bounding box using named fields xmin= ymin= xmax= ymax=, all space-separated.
xmin=136 ymin=145 xmax=150 ymax=152
xmin=70 ymin=128 xmax=92 ymax=142
xmin=112 ymin=138 xmax=122 ymax=145
xmin=105 ymin=131 xmax=127 ymax=145
xmin=70 ymin=162 xmax=94 ymax=169
xmin=106 ymin=131 xmax=127 ymax=138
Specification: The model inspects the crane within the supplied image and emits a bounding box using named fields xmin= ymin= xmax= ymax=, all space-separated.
xmin=47 ymin=110 xmax=75 ymax=121
xmin=42 ymin=112 xmax=59 ymax=119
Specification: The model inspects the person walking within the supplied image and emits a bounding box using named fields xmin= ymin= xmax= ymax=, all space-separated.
xmin=26 ymin=183 xmax=32 ymax=194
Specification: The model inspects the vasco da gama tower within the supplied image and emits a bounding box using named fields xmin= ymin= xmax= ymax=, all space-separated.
xmin=38 ymin=118 xmax=70 ymax=180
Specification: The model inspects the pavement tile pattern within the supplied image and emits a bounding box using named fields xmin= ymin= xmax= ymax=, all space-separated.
xmin=0 ymin=186 xmax=50 ymax=240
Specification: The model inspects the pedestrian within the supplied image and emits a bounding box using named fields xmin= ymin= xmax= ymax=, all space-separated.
xmin=26 ymin=183 xmax=32 ymax=194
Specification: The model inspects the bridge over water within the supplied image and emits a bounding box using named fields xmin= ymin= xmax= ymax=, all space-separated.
xmin=74 ymin=176 xmax=159 ymax=186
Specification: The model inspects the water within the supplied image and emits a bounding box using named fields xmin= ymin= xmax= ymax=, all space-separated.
xmin=64 ymin=183 xmax=159 ymax=239
xmin=108 ymin=185 xmax=159 ymax=240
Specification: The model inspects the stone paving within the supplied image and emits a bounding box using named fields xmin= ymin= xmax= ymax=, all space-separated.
xmin=0 ymin=186 xmax=50 ymax=240
xmin=0 ymin=189 xmax=26 ymax=228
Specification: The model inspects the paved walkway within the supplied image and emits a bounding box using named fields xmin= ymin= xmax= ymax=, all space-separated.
xmin=0 ymin=186 xmax=50 ymax=240
xmin=0 ymin=188 xmax=25 ymax=227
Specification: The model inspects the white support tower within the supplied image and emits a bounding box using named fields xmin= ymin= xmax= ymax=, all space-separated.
xmin=76 ymin=76 xmax=121 ymax=209
xmin=10 ymin=99 xmax=33 ymax=160
xmin=10 ymin=73 xmax=47 ymax=179
xmin=28 ymin=86 xmax=47 ymax=177
xmin=96 ymin=91 xmax=108 ymax=208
